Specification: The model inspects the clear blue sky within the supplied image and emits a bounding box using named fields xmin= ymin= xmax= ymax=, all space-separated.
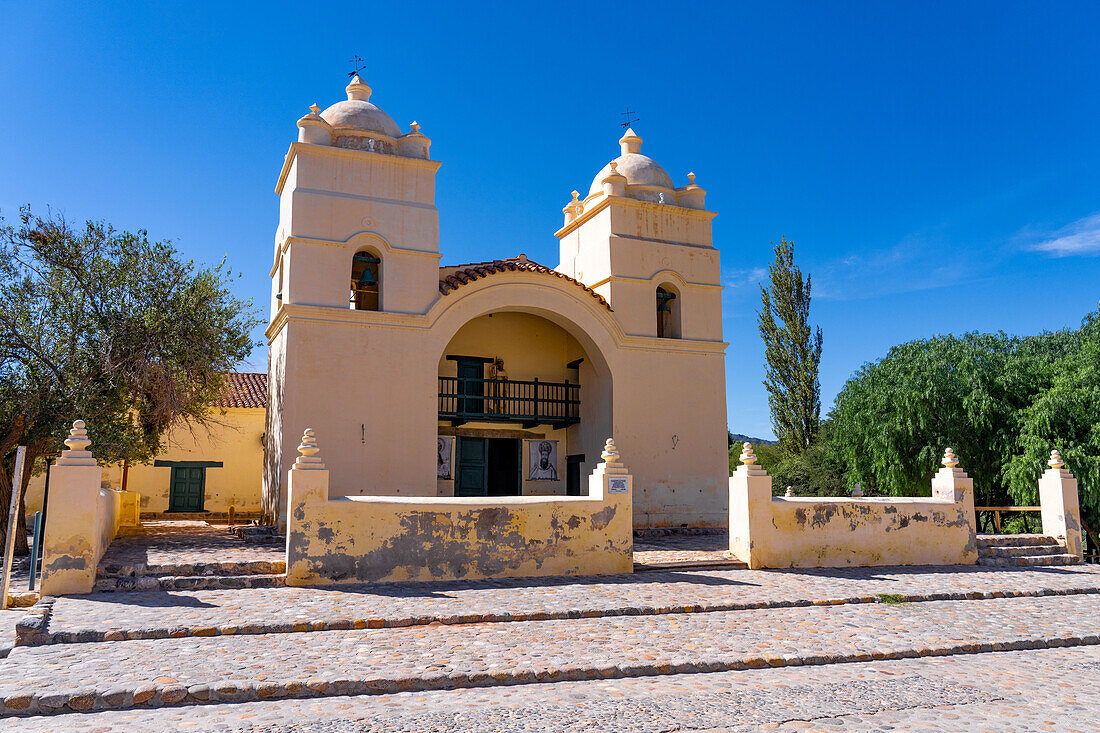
xmin=3 ymin=3 xmax=1099 ymax=439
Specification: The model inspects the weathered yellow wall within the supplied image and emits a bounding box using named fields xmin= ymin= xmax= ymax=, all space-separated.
xmin=26 ymin=408 xmax=264 ymax=519
xmin=286 ymin=444 xmax=633 ymax=585
xmin=730 ymin=451 xmax=978 ymax=569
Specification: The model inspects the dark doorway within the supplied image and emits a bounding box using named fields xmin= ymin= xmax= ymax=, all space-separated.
xmin=487 ymin=438 xmax=520 ymax=496
xmin=168 ymin=466 xmax=206 ymax=512
xmin=566 ymin=454 xmax=585 ymax=496
xmin=456 ymin=437 xmax=520 ymax=496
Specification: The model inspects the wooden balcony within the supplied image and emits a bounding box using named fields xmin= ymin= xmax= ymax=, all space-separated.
xmin=438 ymin=376 xmax=580 ymax=428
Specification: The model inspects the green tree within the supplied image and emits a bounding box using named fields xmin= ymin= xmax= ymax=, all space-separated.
xmin=0 ymin=208 xmax=259 ymax=553
xmin=758 ymin=237 xmax=823 ymax=454
xmin=1004 ymin=311 xmax=1100 ymax=549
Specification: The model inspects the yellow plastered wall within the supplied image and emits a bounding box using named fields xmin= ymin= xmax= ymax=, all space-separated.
xmin=286 ymin=455 xmax=633 ymax=585
xmin=730 ymin=463 xmax=978 ymax=569
xmin=25 ymin=408 xmax=265 ymax=521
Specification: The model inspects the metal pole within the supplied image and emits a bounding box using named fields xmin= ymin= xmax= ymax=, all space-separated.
xmin=1 ymin=446 xmax=27 ymax=610
xmin=28 ymin=511 xmax=41 ymax=592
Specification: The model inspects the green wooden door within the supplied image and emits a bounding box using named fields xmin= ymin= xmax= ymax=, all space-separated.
xmin=456 ymin=437 xmax=487 ymax=496
xmin=169 ymin=466 xmax=206 ymax=512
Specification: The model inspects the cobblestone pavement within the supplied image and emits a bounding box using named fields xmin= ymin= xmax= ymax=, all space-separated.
xmin=37 ymin=564 xmax=1100 ymax=643
xmin=2 ymin=593 xmax=1098 ymax=715
xmin=633 ymin=531 xmax=742 ymax=568
xmin=5 ymin=644 xmax=1097 ymax=731
xmin=97 ymin=521 xmax=284 ymax=572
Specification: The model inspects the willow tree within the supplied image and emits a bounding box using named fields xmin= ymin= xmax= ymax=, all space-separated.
xmin=758 ymin=237 xmax=823 ymax=454
xmin=0 ymin=208 xmax=259 ymax=553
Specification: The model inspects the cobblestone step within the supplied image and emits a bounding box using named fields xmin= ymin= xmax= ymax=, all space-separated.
xmin=93 ymin=573 xmax=286 ymax=593
xmin=977 ymin=554 xmax=1080 ymax=567
xmin=980 ymin=543 xmax=1066 ymax=558
xmin=2 ymin=593 xmax=1098 ymax=717
xmin=97 ymin=559 xmax=286 ymax=579
xmin=977 ymin=534 xmax=1059 ymax=548
xmin=25 ymin=565 xmax=1100 ymax=648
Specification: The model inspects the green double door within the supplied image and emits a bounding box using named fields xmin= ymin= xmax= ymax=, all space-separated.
xmin=456 ymin=437 xmax=520 ymax=497
xmin=168 ymin=466 xmax=206 ymax=512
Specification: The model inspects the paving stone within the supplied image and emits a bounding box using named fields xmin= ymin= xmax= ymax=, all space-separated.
xmin=0 ymin=594 xmax=1097 ymax=716
xmin=38 ymin=564 xmax=1100 ymax=645
xmin=4 ymin=646 xmax=1098 ymax=731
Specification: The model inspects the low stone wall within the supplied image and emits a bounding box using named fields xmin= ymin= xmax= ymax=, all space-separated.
xmin=286 ymin=431 xmax=633 ymax=585
xmin=730 ymin=445 xmax=977 ymax=569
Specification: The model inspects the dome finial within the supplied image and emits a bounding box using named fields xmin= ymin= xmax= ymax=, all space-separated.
xmin=619 ymin=128 xmax=642 ymax=156
xmin=346 ymin=74 xmax=372 ymax=102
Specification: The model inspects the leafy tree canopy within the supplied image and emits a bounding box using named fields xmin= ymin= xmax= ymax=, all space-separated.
xmin=0 ymin=208 xmax=259 ymax=551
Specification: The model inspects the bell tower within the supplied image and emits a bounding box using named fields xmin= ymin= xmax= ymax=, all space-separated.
xmin=554 ymin=129 xmax=722 ymax=342
xmin=264 ymin=75 xmax=443 ymax=526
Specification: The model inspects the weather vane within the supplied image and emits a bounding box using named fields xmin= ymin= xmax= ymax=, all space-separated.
xmin=348 ymin=55 xmax=366 ymax=78
xmin=620 ymin=107 xmax=640 ymax=129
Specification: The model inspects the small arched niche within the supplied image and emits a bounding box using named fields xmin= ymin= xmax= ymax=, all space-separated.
xmin=656 ymin=283 xmax=681 ymax=339
xmin=350 ymin=249 xmax=382 ymax=311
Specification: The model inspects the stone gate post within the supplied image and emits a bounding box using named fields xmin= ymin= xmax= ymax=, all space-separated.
xmin=729 ymin=442 xmax=772 ymax=569
xmin=1039 ymin=450 xmax=1083 ymax=559
xmin=40 ymin=421 xmax=102 ymax=596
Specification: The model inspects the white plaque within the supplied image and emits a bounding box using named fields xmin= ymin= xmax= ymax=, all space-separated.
xmin=608 ymin=477 xmax=629 ymax=494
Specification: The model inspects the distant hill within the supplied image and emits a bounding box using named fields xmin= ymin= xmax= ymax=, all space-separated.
xmin=729 ymin=433 xmax=778 ymax=446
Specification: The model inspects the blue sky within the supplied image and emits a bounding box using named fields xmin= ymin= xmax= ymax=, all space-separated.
xmin=2 ymin=3 xmax=1099 ymax=439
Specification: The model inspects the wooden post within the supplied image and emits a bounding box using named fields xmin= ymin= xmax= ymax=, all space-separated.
xmin=1 ymin=446 xmax=27 ymax=610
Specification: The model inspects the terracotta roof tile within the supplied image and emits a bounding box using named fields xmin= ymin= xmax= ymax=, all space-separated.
xmin=438 ymin=255 xmax=611 ymax=310
xmin=211 ymin=372 xmax=267 ymax=409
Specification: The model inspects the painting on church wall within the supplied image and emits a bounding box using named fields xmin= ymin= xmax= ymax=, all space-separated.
xmin=437 ymin=436 xmax=453 ymax=479
xmin=528 ymin=440 xmax=559 ymax=481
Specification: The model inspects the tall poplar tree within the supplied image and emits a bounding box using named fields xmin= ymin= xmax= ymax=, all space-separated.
xmin=758 ymin=237 xmax=823 ymax=454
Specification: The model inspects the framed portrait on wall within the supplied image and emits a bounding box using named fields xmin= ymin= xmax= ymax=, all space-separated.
xmin=437 ymin=436 xmax=453 ymax=479
xmin=528 ymin=439 xmax=559 ymax=481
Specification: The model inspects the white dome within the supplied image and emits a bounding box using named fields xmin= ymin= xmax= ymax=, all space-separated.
xmin=588 ymin=152 xmax=675 ymax=196
xmin=319 ymin=75 xmax=402 ymax=139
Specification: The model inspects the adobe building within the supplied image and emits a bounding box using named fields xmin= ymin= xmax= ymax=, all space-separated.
xmin=263 ymin=75 xmax=729 ymax=531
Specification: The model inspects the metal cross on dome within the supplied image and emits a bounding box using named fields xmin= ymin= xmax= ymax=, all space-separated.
xmin=620 ymin=107 xmax=640 ymax=129
xmin=348 ymin=55 xmax=366 ymax=78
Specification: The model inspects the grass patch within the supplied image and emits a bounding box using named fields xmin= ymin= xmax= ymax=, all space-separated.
xmin=876 ymin=593 xmax=907 ymax=605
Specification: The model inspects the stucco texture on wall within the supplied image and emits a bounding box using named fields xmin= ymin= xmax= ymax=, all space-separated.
xmin=286 ymin=435 xmax=633 ymax=585
xmin=729 ymin=445 xmax=978 ymax=569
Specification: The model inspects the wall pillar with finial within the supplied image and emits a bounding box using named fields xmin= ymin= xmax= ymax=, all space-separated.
xmin=729 ymin=442 xmax=773 ymax=568
xmin=1039 ymin=450 xmax=1083 ymax=558
xmin=930 ymin=447 xmax=978 ymax=563
xmin=285 ymin=428 xmax=330 ymax=584
xmin=40 ymin=420 xmax=103 ymax=596
xmin=585 ymin=438 xmax=634 ymax=573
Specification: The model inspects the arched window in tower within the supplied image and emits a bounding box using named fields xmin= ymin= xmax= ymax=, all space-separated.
xmin=350 ymin=251 xmax=382 ymax=311
xmin=656 ymin=284 xmax=681 ymax=338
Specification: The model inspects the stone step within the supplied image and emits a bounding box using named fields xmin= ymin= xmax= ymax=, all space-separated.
xmin=2 ymin=593 xmax=1097 ymax=717
xmin=980 ymin=544 xmax=1067 ymax=558
xmin=977 ymin=554 xmax=1081 ymax=567
xmin=97 ymin=559 xmax=286 ymax=579
xmin=93 ymin=573 xmax=286 ymax=593
xmin=976 ymin=534 xmax=1058 ymax=549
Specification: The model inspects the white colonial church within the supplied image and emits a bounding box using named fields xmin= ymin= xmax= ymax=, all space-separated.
xmin=263 ymin=74 xmax=730 ymax=531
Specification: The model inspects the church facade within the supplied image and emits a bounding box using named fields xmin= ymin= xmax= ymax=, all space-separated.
xmin=263 ymin=75 xmax=730 ymax=530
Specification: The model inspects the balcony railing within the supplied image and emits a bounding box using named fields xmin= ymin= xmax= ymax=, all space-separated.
xmin=438 ymin=376 xmax=580 ymax=427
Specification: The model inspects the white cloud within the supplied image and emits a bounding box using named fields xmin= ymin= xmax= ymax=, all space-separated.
xmin=1028 ymin=213 xmax=1100 ymax=257
xmin=724 ymin=267 xmax=767 ymax=289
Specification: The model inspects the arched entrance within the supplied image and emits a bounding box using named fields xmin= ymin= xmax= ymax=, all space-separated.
xmin=434 ymin=307 xmax=613 ymax=499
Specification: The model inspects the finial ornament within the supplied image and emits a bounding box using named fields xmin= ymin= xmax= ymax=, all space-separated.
xmin=571 ymin=190 xmax=580 ymax=202
xmin=739 ymin=442 xmax=757 ymax=465
xmin=65 ymin=420 xmax=91 ymax=452
xmin=851 ymin=483 xmax=864 ymax=497
xmin=1048 ymin=449 xmax=1065 ymax=469
xmin=601 ymin=437 xmax=620 ymax=463
xmin=942 ymin=448 xmax=959 ymax=468
xmin=687 ymin=172 xmax=696 ymax=184
xmin=609 ymin=161 xmax=619 ymax=174
xmin=784 ymin=486 xmax=793 ymax=497
xmin=410 ymin=120 xmax=420 ymax=133
xmin=309 ymin=103 xmax=321 ymax=114
xmin=294 ymin=427 xmax=325 ymax=470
